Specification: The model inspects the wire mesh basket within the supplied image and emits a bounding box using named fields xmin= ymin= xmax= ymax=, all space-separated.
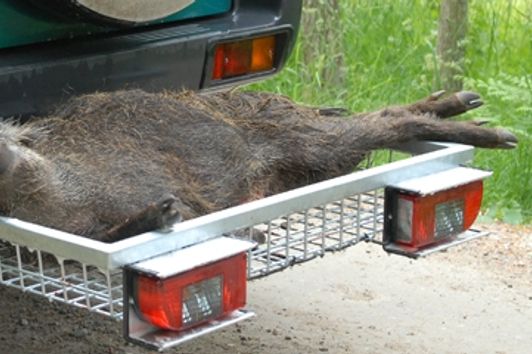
xmin=0 ymin=142 xmax=475 ymax=321
xmin=0 ymin=189 xmax=384 ymax=320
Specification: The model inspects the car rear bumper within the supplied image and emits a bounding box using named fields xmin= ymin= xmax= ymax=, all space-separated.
xmin=0 ymin=1 xmax=302 ymax=118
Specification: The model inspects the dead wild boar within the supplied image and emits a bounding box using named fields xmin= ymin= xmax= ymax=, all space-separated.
xmin=0 ymin=89 xmax=517 ymax=242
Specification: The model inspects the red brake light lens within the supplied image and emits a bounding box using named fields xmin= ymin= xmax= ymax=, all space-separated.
xmin=134 ymin=253 xmax=247 ymax=331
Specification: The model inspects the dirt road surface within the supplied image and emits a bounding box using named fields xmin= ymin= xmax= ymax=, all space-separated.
xmin=0 ymin=222 xmax=530 ymax=354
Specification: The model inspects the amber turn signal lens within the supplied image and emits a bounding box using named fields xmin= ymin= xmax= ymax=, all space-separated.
xmin=251 ymin=36 xmax=275 ymax=72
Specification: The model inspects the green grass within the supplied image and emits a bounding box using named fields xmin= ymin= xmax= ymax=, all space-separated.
xmin=250 ymin=0 xmax=532 ymax=223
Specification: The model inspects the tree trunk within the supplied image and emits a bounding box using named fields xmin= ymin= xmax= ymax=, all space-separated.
xmin=437 ymin=0 xmax=468 ymax=91
xmin=301 ymin=0 xmax=344 ymax=88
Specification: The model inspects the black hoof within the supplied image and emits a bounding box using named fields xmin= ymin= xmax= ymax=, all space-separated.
xmin=428 ymin=90 xmax=446 ymax=101
xmin=455 ymin=91 xmax=483 ymax=110
xmin=497 ymin=129 xmax=518 ymax=149
xmin=155 ymin=194 xmax=182 ymax=231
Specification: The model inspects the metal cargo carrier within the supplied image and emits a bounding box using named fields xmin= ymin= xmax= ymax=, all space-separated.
xmin=0 ymin=141 xmax=478 ymax=322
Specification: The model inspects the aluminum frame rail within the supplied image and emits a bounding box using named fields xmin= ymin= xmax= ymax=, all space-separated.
xmin=0 ymin=142 xmax=474 ymax=271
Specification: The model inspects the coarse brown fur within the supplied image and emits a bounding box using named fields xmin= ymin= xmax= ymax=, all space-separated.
xmin=0 ymin=89 xmax=517 ymax=241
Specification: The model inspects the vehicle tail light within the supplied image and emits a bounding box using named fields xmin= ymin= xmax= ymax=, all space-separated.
xmin=383 ymin=167 xmax=491 ymax=257
xmin=124 ymin=237 xmax=254 ymax=350
xmin=211 ymin=35 xmax=277 ymax=80
xmin=134 ymin=253 xmax=246 ymax=331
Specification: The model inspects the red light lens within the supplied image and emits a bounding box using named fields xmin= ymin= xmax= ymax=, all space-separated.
xmin=211 ymin=35 xmax=276 ymax=80
xmin=390 ymin=180 xmax=483 ymax=250
xmin=212 ymin=45 xmax=226 ymax=80
xmin=223 ymin=41 xmax=252 ymax=77
xmin=135 ymin=253 xmax=247 ymax=331
xmin=212 ymin=41 xmax=251 ymax=80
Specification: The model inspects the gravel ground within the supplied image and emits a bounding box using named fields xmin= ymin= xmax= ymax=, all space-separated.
xmin=0 ymin=222 xmax=530 ymax=354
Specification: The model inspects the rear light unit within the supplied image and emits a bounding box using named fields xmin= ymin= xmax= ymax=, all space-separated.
xmin=135 ymin=255 xmax=244 ymax=331
xmin=124 ymin=237 xmax=254 ymax=350
xmin=210 ymin=34 xmax=280 ymax=82
xmin=383 ymin=167 xmax=492 ymax=258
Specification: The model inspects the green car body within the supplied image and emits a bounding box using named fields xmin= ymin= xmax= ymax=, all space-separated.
xmin=0 ymin=0 xmax=302 ymax=117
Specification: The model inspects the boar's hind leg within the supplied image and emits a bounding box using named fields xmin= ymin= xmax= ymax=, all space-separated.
xmin=99 ymin=194 xmax=181 ymax=242
xmin=386 ymin=91 xmax=518 ymax=148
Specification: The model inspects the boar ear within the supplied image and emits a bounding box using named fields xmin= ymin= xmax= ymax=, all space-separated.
xmin=0 ymin=142 xmax=15 ymax=174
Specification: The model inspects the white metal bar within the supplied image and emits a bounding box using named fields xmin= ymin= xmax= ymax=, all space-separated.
xmin=389 ymin=166 xmax=492 ymax=194
xmin=128 ymin=309 xmax=255 ymax=350
xmin=266 ymin=221 xmax=272 ymax=273
xmin=59 ymin=260 xmax=68 ymax=302
xmin=37 ymin=250 xmax=45 ymax=295
xmin=105 ymin=271 xmax=114 ymax=316
xmin=82 ymin=264 xmax=91 ymax=308
xmin=130 ymin=237 xmax=254 ymax=278
xmin=384 ymin=229 xmax=489 ymax=258
xmin=15 ymin=245 xmax=24 ymax=289
xmin=339 ymin=199 xmax=345 ymax=247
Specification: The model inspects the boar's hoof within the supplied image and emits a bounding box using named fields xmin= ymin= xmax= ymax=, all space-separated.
xmin=101 ymin=194 xmax=181 ymax=242
xmin=496 ymin=129 xmax=519 ymax=149
xmin=428 ymin=90 xmax=446 ymax=101
xmin=154 ymin=194 xmax=182 ymax=232
xmin=437 ymin=91 xmax=483 ymax=117
xmin=455 ymin=91 xmax=483 ymax=110
xmin=410 ymin=90 xmax=484 ymax=118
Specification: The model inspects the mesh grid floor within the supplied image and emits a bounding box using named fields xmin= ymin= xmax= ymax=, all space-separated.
xmin=0 ymin=243 xmax=123 ymax=319
xmin=246 ymin=191 xmax=384 ymax=279
xmin=0 ymin=190 xmax=384 ymax=320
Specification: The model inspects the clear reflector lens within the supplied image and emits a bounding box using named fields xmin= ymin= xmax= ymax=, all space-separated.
xmin=394 ymin=197 xmax=413 ymax=242
xmin=182 ymin=276 xmax=223 ymax=327
xmin=434 ymin=199 xmax=464 ymax=238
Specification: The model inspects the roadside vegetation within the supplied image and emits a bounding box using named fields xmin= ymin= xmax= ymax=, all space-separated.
xmin=251 ymin=0 xmax=531 ymax=223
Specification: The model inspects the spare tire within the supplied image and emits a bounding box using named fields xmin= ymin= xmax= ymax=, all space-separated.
xmin=32 ymin=0 xmax=196 ymax=25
